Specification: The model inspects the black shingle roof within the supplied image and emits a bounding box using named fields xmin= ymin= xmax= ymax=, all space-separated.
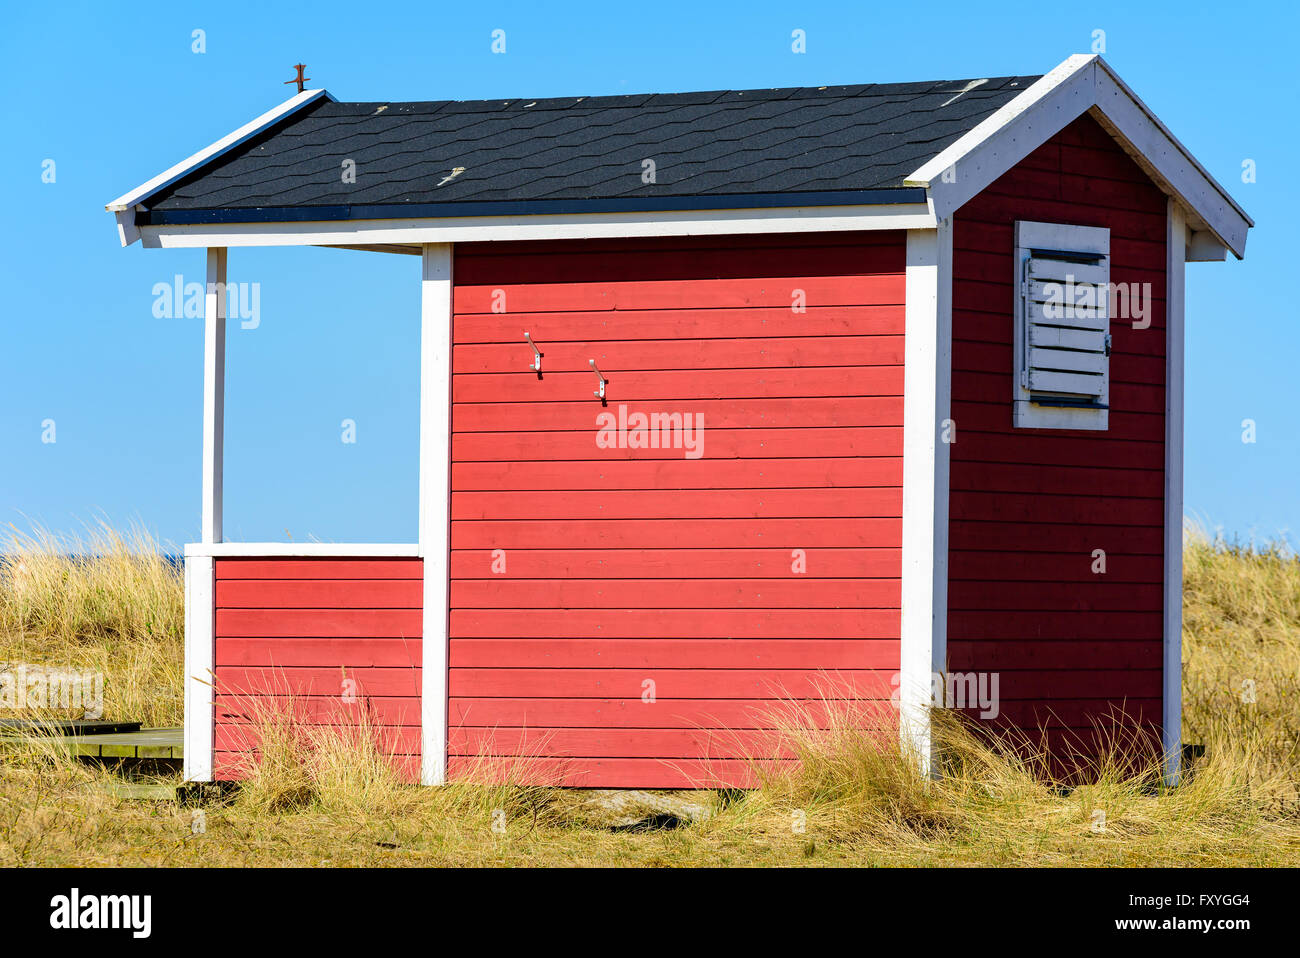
xmin=139 ymin=73 xmax=1039 ymax=224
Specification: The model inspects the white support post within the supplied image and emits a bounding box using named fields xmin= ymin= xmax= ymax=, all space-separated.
xmin=202 ymin=247 xmax=227 ymax=544
xmin=419 ymin=244 xmax=453 ymax=785
xmin=899 ymin=222 xmax=953 ymax=775
xmin=186 ymin=245 xmax=225 ymax=782
xmin=1163 ymin=202 xmax=1187 ymax=784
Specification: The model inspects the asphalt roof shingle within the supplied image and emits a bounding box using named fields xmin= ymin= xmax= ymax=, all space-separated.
xmin=142 ymin=73 xmax=1040 ymax=221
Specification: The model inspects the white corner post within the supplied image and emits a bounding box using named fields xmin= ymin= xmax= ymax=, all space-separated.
xmin=184 ymin=246 xmax=226 ymax=782
xmin=900 ymin=222 xmax=953 ymax=775
xmin=1163 ymin=202 xmax=1187 ymax=784
xmin=419 ymin=244 xmax=453 ymax=785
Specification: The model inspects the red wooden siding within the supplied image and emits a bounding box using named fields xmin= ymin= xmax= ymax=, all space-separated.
xmin=449 ymin=232 xmax=907 ymax=787
xmin=947 ymin=114 xmax=1166 ymax=748
xmin=211 ymin=556 xmax=422 ymax=781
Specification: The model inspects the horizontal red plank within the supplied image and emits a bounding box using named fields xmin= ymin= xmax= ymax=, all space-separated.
xmin=445 ymin=755 xmax=767 ymax=788
xmin=452 ymin=396 xmax=903 ymax=432
xmin=948 ymin=580 xmax=1162 ymax=612
xmin=454 ymin=230 xmax=901 ymax=259
xmin=448 ymin=638 xmax=899 ymax=669
xmin=452 ymin=517 xmax=901 ymax=549
xmin=946 ymin=640 xmax=1162 ymax=670
xmin=215 ymin=751 xmax=421 ymax=783
xmin=214 ymin=693 xmax=420 ymax=726
xmin=450 ymin=577 xmax=900 ymax=609
xmin=215 ymin=579 xmax=422 ymax=609
xmin=452 ymin=457 xmax=903 ymax=491
xmin=452 ymin=366 xmax=905 ymax=403
xmin=216 ymin=609 xmax=422 ymax=638
xmin=948 ymin=550 xmax=1164 ymax=583
xmin=450 ymin=696 xmax=893 ymax=729
xmin=947 ymin=611 xmax=1162 ymax=641
xmin=216 ymin=724 xmax=421 ymax=755
xmin=454 ymin=305 xmax=905 ymax=343
xmin=948 ymin=433 xmax=1164 ymax=470
xmin=214 ymin=558 xmax=421 ymax=580
xmin=453 ymin=237 xmax=903 ymax=285
xmin=451 ymin=608 xmax=900 ymax=639
xmin=215 ymin=637 xmax=422 ymax=668
xmin=948 ymin=521 xmax=1163 ymax=555
xmin=450 ymin=667 xmax=895 ymax=699
xmin=453 ymin=336 xmax=905 ymax=374
xmin=453 ymin=427 xmax=902 ymax=461
xmin=948 ymin=461 xmax=1164 ymax=499
xmin=949 ymin=491 xmax=1163 ymax=527
xmin=214 ymin=666 xmax=421 ymax=698
xmin=451 ymin=488 xmax=901 ymax=521
xmin=448 ymin=725 xmax=801 ymax=760
xmin=979 ymin=670 xmax=1162 ymax=699
xmin=453 ymin=274 xmax=906 ymax=313
xmin=450 ymin=547 xmax=900 ymax=579
xmin=953 ymin=698 xmax=1162 ymax=730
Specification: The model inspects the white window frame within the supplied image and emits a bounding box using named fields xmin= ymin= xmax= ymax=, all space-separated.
xmin=1012 ymin=220 xmax=1111 ymax=431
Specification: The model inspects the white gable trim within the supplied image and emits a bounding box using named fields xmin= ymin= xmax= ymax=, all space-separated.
xmin=905 ymin=56 xmax=1251 ymax=259
xmin=105 ymin=89 xmax=333 ymax=215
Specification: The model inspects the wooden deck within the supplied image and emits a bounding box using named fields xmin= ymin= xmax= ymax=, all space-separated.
xmin=0 ymin=726 xmax=183 ymax=759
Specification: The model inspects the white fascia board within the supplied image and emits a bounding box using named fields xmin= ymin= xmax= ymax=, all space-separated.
xmin=105 ymin=89 xmax=333 ymax=234
xmin=183 ymin=542 xmax=420 ymax=558
xmin=906 ymin=55 xmax=1252 ymax=260
xmin=137 ymin=203 xmax=936 ymax=249
xmin=906 ymin=55 xmax=1099 ymax=213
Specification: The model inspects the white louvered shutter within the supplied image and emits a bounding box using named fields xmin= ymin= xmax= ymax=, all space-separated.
xmin=1013 ymin=221 xmax=1111 ymax=430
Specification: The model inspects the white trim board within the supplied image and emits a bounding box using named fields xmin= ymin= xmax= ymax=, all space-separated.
xmin=899 ymin=222 xmax=953 ymax=774
xmin=106 ymin=89 xmax=332 ymax=213
xmin=182 ymin=554 xmax=214 ymax=782
xmin=419 ymin=243 xmax=453 ymax=786
xmin=183 ymin=542 xmax=420 ymax=558
xmin=905 ymin=55 xmax=1251 ymax=259
xmin=136 ymin=203 xmax=936 ymax=250
xmin=1163 ymin=200 xmax=1187 ymax=784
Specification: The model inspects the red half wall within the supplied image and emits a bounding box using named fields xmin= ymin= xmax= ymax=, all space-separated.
xmin=212 ymin=557 xmax=423 ymax=782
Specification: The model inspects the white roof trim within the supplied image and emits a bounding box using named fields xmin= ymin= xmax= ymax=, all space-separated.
xmin=105 ymin=88 xmax=333 ymax=217
xmin=137 ymin=202 xmax=938 ymax=249
xmin=905 ymin=55 xmax=1252 ymax=259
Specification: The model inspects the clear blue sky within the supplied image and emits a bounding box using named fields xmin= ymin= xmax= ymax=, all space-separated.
xmin=1 ymin=0 xmax=1294 ymax=551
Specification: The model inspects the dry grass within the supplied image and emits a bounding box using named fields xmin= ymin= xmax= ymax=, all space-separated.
xmin=0 ymin=519 xmax=182 ymax=728
xmin=0 ymin=520 xmax=1297 ymax=867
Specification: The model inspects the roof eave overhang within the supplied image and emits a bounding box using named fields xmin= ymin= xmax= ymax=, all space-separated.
xmin=104 ymin=88 xmax=334 ymax=242
xmin=903 ymin=54 xmax=1253 ymax=260
xmin=134 ymin=188 xmax=929 ymax=226
xmin=134 ymin=199 xmax=939 ymax=249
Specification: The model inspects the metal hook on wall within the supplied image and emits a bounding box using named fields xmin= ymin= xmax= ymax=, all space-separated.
xmin=589 ymin=359 xmax=608 ymax=405
xmin=524 ymin=332 xmax=543 ymax=377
